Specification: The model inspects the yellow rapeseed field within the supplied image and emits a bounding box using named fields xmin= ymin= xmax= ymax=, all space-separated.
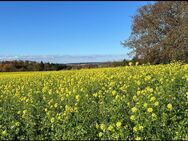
xmin=0 ymin=62 xmax=188 ymax=140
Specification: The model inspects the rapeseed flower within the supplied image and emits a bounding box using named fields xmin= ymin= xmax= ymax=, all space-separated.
xmin=107 ymin=125 xmax=114 ymax=131
xmin=150 ymin=96 xmax=156 ymax=101
xmin=167 ymin=103 xmax=173 ymax=111
xmin=116 ymin=121 xmax=122 ymax=128
xmin=154 ymin=101 xmax=159 ymax=106
xmin=147 ymin=107 xmax=153 ymax=113
xmin=130 ymin=115 xmax=136 ymax=121
xmin=51 ymin=117 xmax=55 ymax=123
xmin=98 ymin=132 xmax=103 ymax=138
xmin=131 ymin=107 xmax=138 ymax=113
xmin=100 ymin=123 xmax=106 ymax=131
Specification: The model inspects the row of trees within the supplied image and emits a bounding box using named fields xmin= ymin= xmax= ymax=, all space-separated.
xmin=122 ymin=1 xmax=188 ymax=64
xmin=0 ymin=60 xmax=71 ymax=72
xmin=0 ymin=60 xmax=136 ymax=72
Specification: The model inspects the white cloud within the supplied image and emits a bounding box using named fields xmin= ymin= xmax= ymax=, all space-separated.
xmin=0 ymin=54 xmax=128 ymax=64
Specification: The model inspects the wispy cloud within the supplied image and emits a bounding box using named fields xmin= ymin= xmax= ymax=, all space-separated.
xmin=0 ymin=54 xmax=128 ymax=64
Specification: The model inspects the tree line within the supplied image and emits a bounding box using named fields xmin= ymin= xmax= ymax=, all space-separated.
xmin=0 ymin=60 xmax=71 ymax=72
xmin=0 ymin=60 xmax=136 ymax=72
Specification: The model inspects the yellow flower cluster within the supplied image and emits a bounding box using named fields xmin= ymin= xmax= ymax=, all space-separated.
xmin=116 ymin=121 xmax=122 ymax=128
xmin=147 ymin=108 xmax=153 ymax=113
xmin=0 ymin=62 xmax=187 ymax=140
xmin=167 ymin=103 xmax=173 ymax=111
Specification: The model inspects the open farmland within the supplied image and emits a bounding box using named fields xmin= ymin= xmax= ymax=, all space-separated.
xmin=0 ymin=63 xmax=188 ymax=140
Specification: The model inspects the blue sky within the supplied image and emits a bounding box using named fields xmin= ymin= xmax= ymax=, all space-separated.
xmin=0 ymin=1 xmax=154 ymax=63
